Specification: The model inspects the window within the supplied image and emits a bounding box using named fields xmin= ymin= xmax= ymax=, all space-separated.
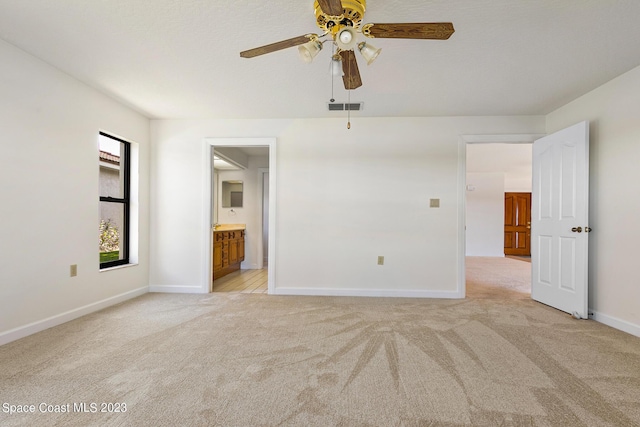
xmin=99 ymin=132 xmax=130 ymax=268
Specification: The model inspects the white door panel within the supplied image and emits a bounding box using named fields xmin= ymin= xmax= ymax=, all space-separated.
xmin=532 ymin=121 xmax=589 ymax=318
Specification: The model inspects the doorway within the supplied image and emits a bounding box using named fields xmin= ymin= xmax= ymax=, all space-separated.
xmin=462 ymin=134 xmax=543 ymax=297
xmin=203 ymin=138 xmax=276 ymax=295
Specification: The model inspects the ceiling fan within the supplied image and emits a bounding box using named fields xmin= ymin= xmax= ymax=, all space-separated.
xmin=239 ymin=0 xmax=454 ymax=90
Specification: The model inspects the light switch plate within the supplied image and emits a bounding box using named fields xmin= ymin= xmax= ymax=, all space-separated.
xmin=430 ymin=198 xmax=440 ymax=208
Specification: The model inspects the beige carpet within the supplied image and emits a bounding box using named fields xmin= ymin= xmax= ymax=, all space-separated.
xmin=1 ymin=259 xmax=640 ymax=426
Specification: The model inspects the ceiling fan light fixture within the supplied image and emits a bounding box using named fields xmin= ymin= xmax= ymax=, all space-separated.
xmin=298 ymin=39 xmax=323 ymax=63
xmin=335 ymin=26 xmax=358 ymax=50
xmin=358 ymin=41 xmax=381 ymax=65
xmin=330 ymin=54 xmax=343 ymax=76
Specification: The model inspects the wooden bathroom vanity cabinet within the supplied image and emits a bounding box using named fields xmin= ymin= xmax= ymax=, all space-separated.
xmin=213 ymin=225 xmax=245 ymax=280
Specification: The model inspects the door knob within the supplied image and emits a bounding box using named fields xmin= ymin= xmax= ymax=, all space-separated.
xmin=571 ymin=226 xmax=582 ymax=233
xmin=585 ymin=227 xmax=592 ymax=232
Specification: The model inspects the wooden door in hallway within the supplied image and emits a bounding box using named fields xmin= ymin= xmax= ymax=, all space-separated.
xmin=504 ymin=192 xmax=531 ymax=256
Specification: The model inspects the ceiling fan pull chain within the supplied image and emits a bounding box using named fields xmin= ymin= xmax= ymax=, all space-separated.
xmin=330 ymin=45 xmax=336 ymax=103
xmin=347 ymin=58 xmax=351 ymax=129
xmin=347 ymin=90 xmax=351 ymax=129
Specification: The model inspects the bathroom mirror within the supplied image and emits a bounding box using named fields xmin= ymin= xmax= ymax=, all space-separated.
xmin=221 ymin=180 xmax=243 ymax=208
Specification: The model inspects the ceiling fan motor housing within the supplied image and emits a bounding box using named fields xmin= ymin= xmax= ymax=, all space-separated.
xmin=314 ymin=0 xmax=366 ymax=34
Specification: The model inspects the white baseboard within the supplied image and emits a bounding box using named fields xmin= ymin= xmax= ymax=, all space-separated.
xmin=272 ymin=287 xmax=463 ymax=299
xmin=590 ymin=310 xmax=640 ymax=338
xmin=148 ymin=285 xmax=207 ymax=294
xmin=0 ymin=286 xmax=148 ymax=346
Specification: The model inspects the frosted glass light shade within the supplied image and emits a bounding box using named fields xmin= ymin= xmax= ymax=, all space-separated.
xmin=331 ymin=56 xmax=343 ymax=76
xmin=339 ymin=30 xmax=352 ymax=44
xmin=358 ymin=42 xmax=381 ymax=65
xmin=335 ymin=26 xmax=357 ymax=50
xmin=298 ymin=40 xmax=323 ymax=63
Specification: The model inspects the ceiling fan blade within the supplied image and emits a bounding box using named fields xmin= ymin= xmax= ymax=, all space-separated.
xmin=363 ymin=22 xmax=454 ymax=40
xmin=317 ymin=0 xmax=344 ymax=16
xmin=240 ymin=34 xmax=317 ymax=58
xmin=340 ymin=50 xmax=362 ymax=90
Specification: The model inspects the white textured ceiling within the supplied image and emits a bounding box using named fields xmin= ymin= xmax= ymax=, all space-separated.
xmin=1 ymin=0 xmax=639 ymax=119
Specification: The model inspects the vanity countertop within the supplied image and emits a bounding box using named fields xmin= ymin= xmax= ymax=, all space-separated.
xmin=213 ymin=224 xmax=246 ymax=231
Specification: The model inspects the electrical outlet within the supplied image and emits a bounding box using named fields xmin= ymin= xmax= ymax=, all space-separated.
xmin=70 ymin=264 xmax=77 ymax=277
xmin=430 ymin=198 xmax=440 ymax=208
xmin=377 ymin=256 xmax=384 ymax=265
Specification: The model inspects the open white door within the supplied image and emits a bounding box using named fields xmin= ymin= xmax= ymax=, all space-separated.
xmin=531 ymin=121 xmax=590 ymax=318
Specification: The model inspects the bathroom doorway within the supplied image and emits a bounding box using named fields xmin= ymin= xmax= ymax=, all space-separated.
xmin=204 ymin=138 xmax=276 ymax=294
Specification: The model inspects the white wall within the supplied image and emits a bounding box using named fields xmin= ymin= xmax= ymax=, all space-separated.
xmin=0 ymin=40 xmax=150 ymax=344
xmin=546 ymin=65 xmax=640 ymax=337
xmin=465 ymin=173 xmax=505 ymax=256
xmin=216 ymin=155 xmax=269 ymax=269
xmin=466 ymin=143 xmax=532 ymax=193
xmin=150 ymin=116 xmax=544 ymax=297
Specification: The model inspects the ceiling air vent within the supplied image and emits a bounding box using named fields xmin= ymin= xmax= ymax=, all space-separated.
xmin=328 ymin=102 xmax=363 ymax=111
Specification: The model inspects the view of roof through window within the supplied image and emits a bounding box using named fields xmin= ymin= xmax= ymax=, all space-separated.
xmin=99 ymin=134 xmax=120 ymax=156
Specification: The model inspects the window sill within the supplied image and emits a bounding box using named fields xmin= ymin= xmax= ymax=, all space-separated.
xmin=100 ymin=263 xmax=139 ymax=272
